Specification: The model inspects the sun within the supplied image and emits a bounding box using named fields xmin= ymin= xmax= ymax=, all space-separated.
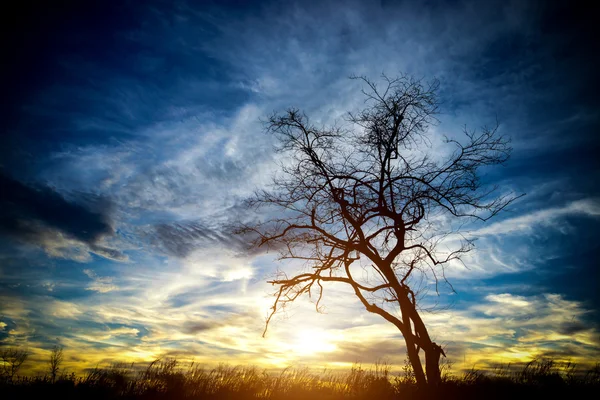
xmin=291 ymin=328 xmax=337 ymax=356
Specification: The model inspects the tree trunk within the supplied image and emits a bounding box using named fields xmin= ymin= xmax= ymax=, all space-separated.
xmin=378 ymin=263 xmax=444 ymax=387
xmin=405 ymin=336 xmax=426 ymax=386
xmin=400 ymin=291 xmax=443 ymax=387
xmin=425 ymin=344 xmax=442 ymax=386
xmin=403 ymin=334 xmax=442 ymax=387
xmin=411 ymin=313 xmax=443 ymax=387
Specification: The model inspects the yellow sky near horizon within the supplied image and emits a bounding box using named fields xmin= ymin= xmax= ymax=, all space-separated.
xmin=4 ymin=284 xmax=599 ymax=377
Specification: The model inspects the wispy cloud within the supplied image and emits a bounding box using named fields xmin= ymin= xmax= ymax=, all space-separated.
xmin=474 ymin=199 xmax=600 ymax=237
xmin=83 ymin=269 xmax=119 ymax=293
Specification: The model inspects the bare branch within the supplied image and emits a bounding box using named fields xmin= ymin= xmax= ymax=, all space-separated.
xmin=238 ymin=73 xmax=523 ymax=387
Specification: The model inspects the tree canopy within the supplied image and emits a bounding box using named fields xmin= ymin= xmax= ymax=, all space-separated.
xmin=239 ymin=74 xmax=521 ymax=386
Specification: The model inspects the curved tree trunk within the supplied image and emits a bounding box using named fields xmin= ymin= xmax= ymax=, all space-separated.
xmin=403 ymin=323 xmax=442 ymax=387
xmin=408 ymin=302 xmax=444 ymax=387
xmin=399 ymin=299 xmax=426 ymax=385
xmin=380 ymin=265 xmax=444 ymax=387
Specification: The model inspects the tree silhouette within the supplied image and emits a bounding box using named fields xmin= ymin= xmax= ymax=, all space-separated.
xmin=240 ymin=74 xmax=521 ymax=387
xmin=0 ymin=347 xmax=28 ymax=381
xmin=48 ymin=345 xmax=63 ymax=383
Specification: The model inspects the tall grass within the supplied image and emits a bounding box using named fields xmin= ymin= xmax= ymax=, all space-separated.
xmin=1 ymin=358 xmax=599 ymax=399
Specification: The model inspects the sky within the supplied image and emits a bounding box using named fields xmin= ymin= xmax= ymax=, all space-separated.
xmin=1 ymin=0 xmax=599 ymax=376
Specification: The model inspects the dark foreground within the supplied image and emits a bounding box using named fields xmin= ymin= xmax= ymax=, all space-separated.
xmin=2 ymin=360 xmax=599 ymax=400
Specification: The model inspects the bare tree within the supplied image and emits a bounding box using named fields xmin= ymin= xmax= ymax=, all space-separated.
xmin=239 ymin=74 xmax=522 ymax=387
xmin=0 ymin=347 xmax=28 ymax=381
xmin=48 ymin=345 xmax=63 ymax=383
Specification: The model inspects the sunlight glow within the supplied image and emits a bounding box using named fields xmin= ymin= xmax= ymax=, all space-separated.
xmin=290 ymin=328 xmax=337 ymax=356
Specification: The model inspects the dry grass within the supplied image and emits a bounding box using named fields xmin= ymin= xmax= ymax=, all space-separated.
xmin=1 ymin=358 xmax=599 ymax=399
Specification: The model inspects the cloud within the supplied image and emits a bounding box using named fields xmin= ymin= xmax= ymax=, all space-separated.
xmin=83 ymin=269 xmax=118 ymax=293
xmin=0 ymin=174 xmax=126 ymax=262
xmin=473 ymin=198 xmax=600 ymax=237
xmin=435 ymin=197 xmax=600 ymax=280
xmin=0 ymin=174 xmax=112 ymax=242
xmin=76 ymin=326 xmax=140 ymax=342
xmin=418 ymin=292 xmax=600 ymax=372
xmin=149 ymin=221 xmax=248 ymax=258
xmin=48 ymin=300 xmax=84 ymax=319
xmin=181 ymin=320 xmax=223 ymax=334
xmin=557 ymin=322 xmax=589 ymax=336
xmin=485 ymin=293 xmax=531 ymax=311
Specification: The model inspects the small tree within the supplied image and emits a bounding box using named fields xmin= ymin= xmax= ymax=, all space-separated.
xmin=48 ymin=345 xmax=63 ymax=382
xmin=0 ymin=347 xmax=28 ymax=381
xmin=240 ymin=74 xmax=521 ymax=387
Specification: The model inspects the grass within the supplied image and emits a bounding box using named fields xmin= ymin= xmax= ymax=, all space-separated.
xmin=1 ymin=358 xmax=599 ymax=399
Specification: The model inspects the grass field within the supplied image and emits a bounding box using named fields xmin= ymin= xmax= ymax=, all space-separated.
xmin=2 ymin=358 xmax=599 ymax=399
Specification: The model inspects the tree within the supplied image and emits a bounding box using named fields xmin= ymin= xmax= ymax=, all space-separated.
xmin=239 ymin=73 xmax=521 ymax=387
xmin=0 ymin=347 xmax=28 ymax=381
xmin=48 ymin=345 xmax=63 ymax=382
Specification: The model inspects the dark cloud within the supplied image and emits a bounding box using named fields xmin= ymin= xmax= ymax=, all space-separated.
xmin=0 ymin=173 xmax=124 ymax=261
xmin=149 ymin=221 xmax=249 ymax=258
xmin=182 ymin=320 xmax=222 ymax=334
xmin=540 ymin=348 xmax=587 ymax=359
xmin=88 ymin=245 xmax=127 ymax=262
xmin=558 ymin=322 xmax=590 ymax=336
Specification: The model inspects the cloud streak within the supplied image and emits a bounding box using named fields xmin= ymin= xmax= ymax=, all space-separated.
xmin=473 ymin=199 xmax=600 ymax=237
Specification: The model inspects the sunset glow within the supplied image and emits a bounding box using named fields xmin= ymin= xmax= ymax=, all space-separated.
xmin=290 ymin=329 xmax=338 ymax=356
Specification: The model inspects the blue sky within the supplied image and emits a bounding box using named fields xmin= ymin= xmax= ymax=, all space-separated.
xmin=1 ymin=0 xmax=599 ymax=374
